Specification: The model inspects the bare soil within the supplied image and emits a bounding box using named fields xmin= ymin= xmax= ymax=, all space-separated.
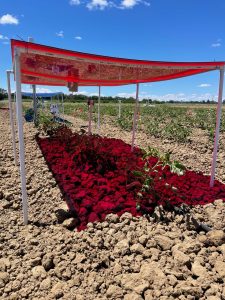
xmin=1 ymin=110 xmax=225 ymax=300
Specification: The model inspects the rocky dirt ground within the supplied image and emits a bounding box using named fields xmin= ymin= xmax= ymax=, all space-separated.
xmin=1 ymin=108 xmax=225 ymax=300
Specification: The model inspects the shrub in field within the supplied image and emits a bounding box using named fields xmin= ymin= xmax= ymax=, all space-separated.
xmin=162 ymin=121 xmax=191 ymax=142
xmin=147 ymin=122 xmax=162 ymax=138
xmin=39 ymin=118 xmax=62 ymax=136
xmin=117 ymin=114 xmax=133 ymax=131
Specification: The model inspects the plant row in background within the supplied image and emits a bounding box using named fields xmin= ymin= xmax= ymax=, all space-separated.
xmin=36 ymin=126 xmax=225 ymax=230
xmin=23 ymin=101 xmax=225 ymax=143
xmin=67 ymin=102 xmax=225 ymax=143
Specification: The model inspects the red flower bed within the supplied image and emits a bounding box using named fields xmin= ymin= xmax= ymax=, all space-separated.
xmin=36 ymin=133 xmax=225 ymax=230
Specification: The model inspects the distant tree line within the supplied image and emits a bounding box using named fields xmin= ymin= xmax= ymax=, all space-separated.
xmin=1 ymin=88 xmax=225 ymax=104
xmin=62 ymin=94 xmax=225 ymax=104
xmin=0 ymin=88 xmax=7 ymax=100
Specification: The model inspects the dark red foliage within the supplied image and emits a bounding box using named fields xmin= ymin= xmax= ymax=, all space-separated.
xmin=36 ymin=133 xmax=225 ymax=231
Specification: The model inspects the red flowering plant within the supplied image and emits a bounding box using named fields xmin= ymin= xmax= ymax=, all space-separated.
xmin=36 ymin=128 xmax=225 ymax=231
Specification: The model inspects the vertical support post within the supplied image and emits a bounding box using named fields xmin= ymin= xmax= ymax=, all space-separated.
xmin=118 ymin=99 xmax=122 ymax=118
xmin=61 ymin=94 xmax=64 ymax=124
xmin=15 ymin=47 xmax=28 ymax=225
xmin=13 ymin=92 xmax=18 ymax=125
xmin=62 ymin=94 xmax=64 ymax=116
xmin=210 ymin=66 xmax=224 ymax=187
xmin=7 ymin=70 xmax=18 ymax=166
xmin=88 ymin=100 xmax=93 ymax=135
xmin=57 ymin=94 xmax=60 ymax=119
xmin=97 ymin=86 xmax=101 ymax=133
xmin=28 ymin=37 xmax=38 ymax=126
xmin=32 ymin=84 xmax=37 ymax=125
xmin=131 ymin=83 xmax=139 ymax=152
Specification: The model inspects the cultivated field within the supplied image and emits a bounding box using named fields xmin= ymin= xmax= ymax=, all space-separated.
xmin=22 ymin=100 xmax=225 ymax=180
xmin=1 ymin=101 xmax=225 ymax=299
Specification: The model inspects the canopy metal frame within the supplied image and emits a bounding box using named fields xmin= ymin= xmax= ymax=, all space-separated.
xmin=7 ymin=44 xmax=225 ymax=225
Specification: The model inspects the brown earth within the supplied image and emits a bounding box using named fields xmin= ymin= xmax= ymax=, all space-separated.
xmin=1 ymin=109 xmax=225 ymax=300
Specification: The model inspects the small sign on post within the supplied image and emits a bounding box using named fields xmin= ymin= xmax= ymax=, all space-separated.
xmin=50 ymin=104 xmax=59 ymax=120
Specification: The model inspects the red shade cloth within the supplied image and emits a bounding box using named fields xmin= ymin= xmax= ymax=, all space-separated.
xmin=11 ymin=39 xmax=225 ymax=87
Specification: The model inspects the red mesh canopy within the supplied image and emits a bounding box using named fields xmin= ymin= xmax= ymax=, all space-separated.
xmin=11 ymin=39 xmax=225 ymax=87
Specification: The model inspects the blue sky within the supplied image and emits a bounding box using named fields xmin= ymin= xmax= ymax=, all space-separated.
xmin=0 ymin=0 xmax=225 ymax=101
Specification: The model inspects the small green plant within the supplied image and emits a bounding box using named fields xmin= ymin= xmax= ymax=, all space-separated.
xmin=133 ymin=146 xmax=186 ymax=211
xmin=38 ymin=114 xmax=61 ymax=136
xmin=162 ymin=121 xmax=191 ymax=143
xmin=117 ymin=116 xmax=133 ymax=131
xmin=142 ymin=146 xmax=186 ymax=176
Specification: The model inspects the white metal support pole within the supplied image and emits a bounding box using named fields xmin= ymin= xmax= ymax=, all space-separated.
xmin=13 ymin=92 xmax=18 ymax=125
xmin=131 ymin=83 xmax=139 ymax=152
xmin=7 ymin=70 xmax=18 ymax=166
xmin=28 ymin=37 xmax=38 ymax=126
xmin=62 ymin=94 xmax=64 ymax=115
xmin=88 ymin=100 xmax=93 ymax=135
xmin=57 ymin=94 xmax=60 ymax=119
xmin=32 ymin=84 xmax=37 ymax=125
xmin=118 ymin=99 xmax=122 ymax=118
xmin=15 ymin=47 xmax=28 ymax=225
xmin=210 ymin=66 xmax=225 ymax=187
xmin=97 ymin=86 xmax=101 ymax=133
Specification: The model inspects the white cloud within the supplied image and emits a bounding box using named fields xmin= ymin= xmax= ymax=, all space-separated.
xmin=115 ymin=92 xmax=218 ymax=102
xmin=87 ymin=0 xmax=109 ymax=10
xmin=117 ymin=92 xmax=136 ymax=98
xmin=69 ymin=0 xmax=150 ymax=9
xmin=142 ymin=0 xmax=150 ymax=6
xmin=120 ymin=0 xmax=150 ymax=9
xmin=37 ymin=88 xmax=54 ymax=93
xmin=56 ymin=30 xmax=64 ymax=38
xmin=23 ymin=87 xmax=55 ymax=93
xmin=120 ymin=0 xmax=138 ymax=8
xmin=0 ymin=34 xmax=8 ymax=40
xmin=211 ymin=43 xmax=221 ymax=47
xmin=70 ymin=0 xmax=81 ymax=5
xmin=211 ymin=38 xmax=222 ymax=47
xmin=75 ymin=36 xmax=82 ymax=40
xmin=0 ymin=14 xmax=19 ymax=25
xmin=73 ymin=90 xmax=102 ymax=97
xmin=198 ymin=83 xmax=211 ymax=88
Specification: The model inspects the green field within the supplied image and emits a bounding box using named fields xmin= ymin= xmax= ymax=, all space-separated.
xmin=1 ymin=99 xmax=225 ymax=143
